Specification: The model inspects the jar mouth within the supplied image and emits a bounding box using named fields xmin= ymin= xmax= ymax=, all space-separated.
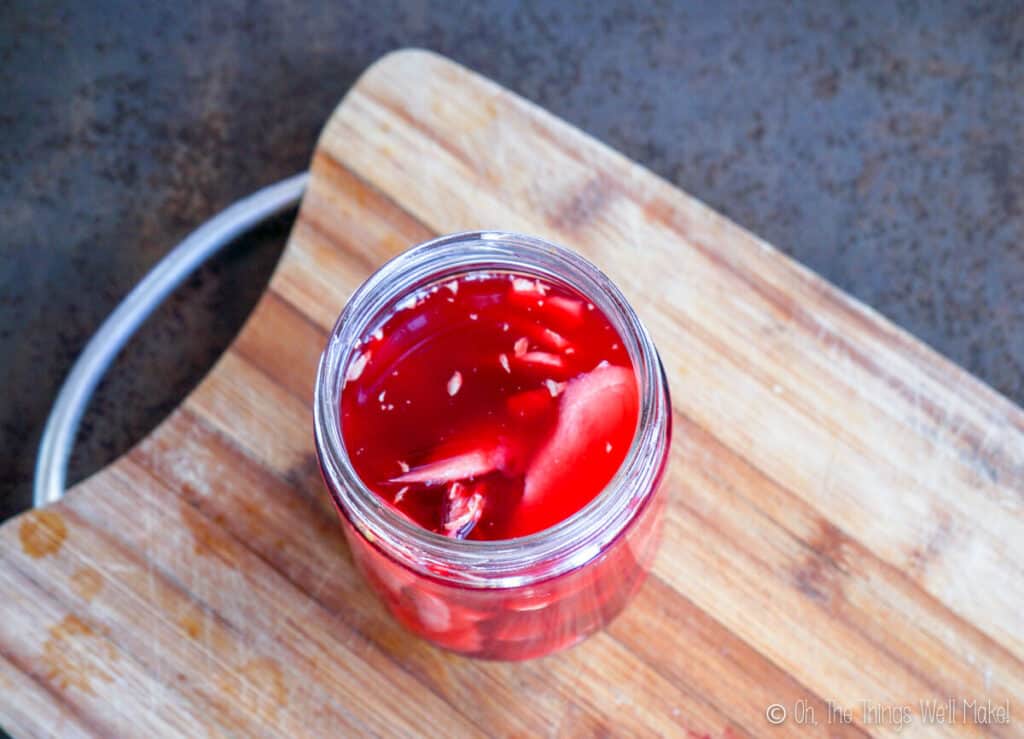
xmin=314 ymin=231 xmax=669 ymax=588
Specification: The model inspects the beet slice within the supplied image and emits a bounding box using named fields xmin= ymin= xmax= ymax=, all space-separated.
xmin=389 ymin=439 xmax=509 ymax=485
xmin=431 ymin=625 xmax=484 ymax=654
xmin=512 ymin=364 xmax=639 ymax=536
xmin=515 ymin=351 xmax=567 ymax=372
xmin=502 ymin=318 xmax=573 ymax=354
xmin=541 ymin=296 xmax=585 ymax=329
xmin=538 ymin=327 xmax=571 ymax=351
xmin=507 ymin=279 xmax=586 ymax=330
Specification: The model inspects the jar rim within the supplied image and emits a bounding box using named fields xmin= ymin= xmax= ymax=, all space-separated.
xmin=313 ymin=231 xmax=670 ymax=588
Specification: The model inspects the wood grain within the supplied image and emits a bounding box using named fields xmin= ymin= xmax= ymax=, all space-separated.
xmin=2 ymin=49 xmax=1022 ymax=738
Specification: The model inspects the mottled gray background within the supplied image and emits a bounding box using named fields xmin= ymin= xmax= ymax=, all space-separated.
xmin=2 ymin=0 xmax=1022 ymax=522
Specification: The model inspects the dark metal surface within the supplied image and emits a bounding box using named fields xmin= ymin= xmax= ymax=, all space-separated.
xmin=1 ymin=1 xmax=1022 ymax=522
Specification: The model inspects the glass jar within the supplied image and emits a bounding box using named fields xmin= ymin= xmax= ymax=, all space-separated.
xmin=314 ymin=231 xmax=671 ymax=660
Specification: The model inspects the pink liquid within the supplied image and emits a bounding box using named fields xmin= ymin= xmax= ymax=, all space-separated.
xmin=340 ymin=273 xmax=639 ymax=539
xmin=333 ymin=271 xmax=666 ymax=659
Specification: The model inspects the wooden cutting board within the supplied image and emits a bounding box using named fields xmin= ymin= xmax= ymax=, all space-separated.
xmin=2 ymin=50 xmax=1023 ymax=738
